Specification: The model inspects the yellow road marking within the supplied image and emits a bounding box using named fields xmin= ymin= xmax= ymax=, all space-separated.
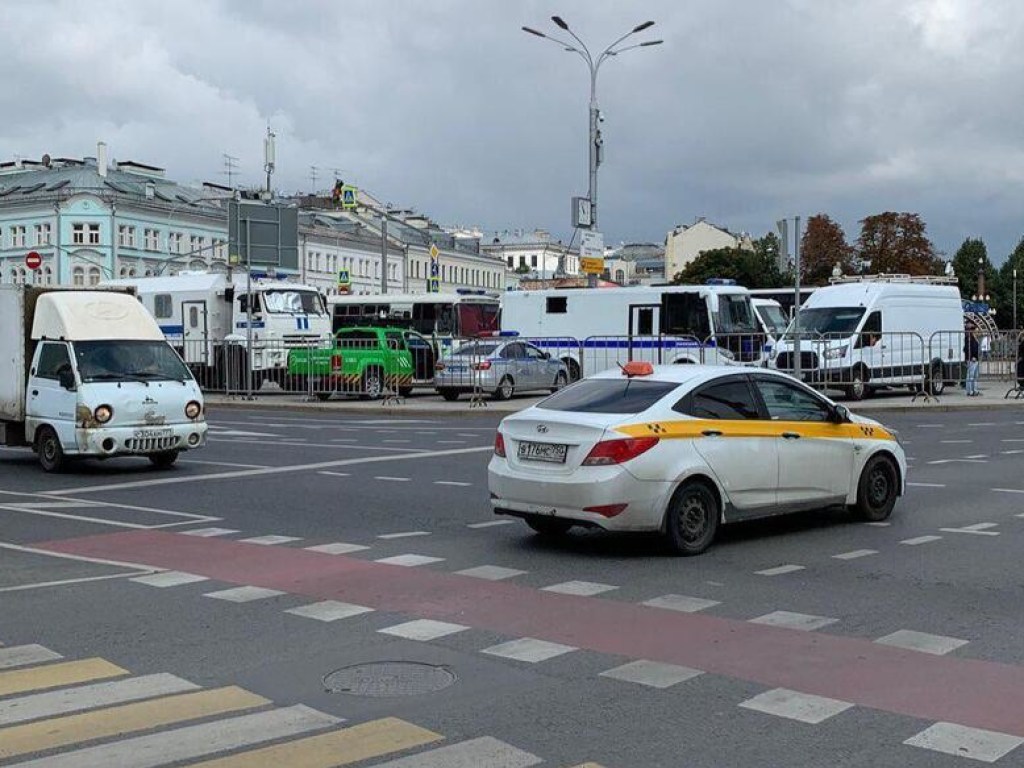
xmin=0 ymin=685 xmax=268 ymax=760
xmin=184 ymin=717 xmax=442 ymax=768
xmin=0 ymin=658 xmax=126 ymax=697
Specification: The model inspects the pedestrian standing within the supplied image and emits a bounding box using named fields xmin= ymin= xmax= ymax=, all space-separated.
xmin=980 ymin=333 xmax=991 ymax=361
xmin=965 ymin=325 xmax=980 ymax=396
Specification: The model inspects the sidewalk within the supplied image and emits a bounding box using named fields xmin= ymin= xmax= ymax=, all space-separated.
xmin=205 ymin=382 xmax=1024 ymax=417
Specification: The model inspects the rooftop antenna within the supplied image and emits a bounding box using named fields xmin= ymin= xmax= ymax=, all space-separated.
xmin=263 ymin=125 xmax=276 ymax=197
xmin=222 ymin=153 xmax=239 ymax=188
xmin=309 ymin=165 xmax=318 ymax=194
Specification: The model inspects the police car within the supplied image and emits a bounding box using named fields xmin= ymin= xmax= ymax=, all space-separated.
xmin=488 ymin=362 xmax=906 ymax=555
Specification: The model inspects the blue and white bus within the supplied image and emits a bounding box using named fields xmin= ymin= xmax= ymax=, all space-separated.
xmin=499 ymin=283 xmax=762 ymax=379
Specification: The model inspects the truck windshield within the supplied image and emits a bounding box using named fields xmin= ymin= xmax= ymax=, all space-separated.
xmin=755 ymin=303 xmax=789 ymax=336
xmin=714 ymin=295 xmax=757 ymax=334
xmin=792 ymin=307 xmax=865 ymax=335
xmin=75 ymin=341 xmax=192 ymax=382
xmin=263 ymin=290 xmax=325 ymax=315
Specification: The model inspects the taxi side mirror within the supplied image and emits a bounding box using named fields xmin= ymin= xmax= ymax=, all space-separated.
xmin=831 ymin=404 xmax=851 ymax=423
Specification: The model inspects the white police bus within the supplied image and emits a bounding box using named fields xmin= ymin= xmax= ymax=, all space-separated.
xmin=327 ymin=290 xmax=500 ymax=343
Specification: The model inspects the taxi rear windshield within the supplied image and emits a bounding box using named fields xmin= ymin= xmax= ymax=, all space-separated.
xmin=538 ymin=379 xmax=678 ymax=414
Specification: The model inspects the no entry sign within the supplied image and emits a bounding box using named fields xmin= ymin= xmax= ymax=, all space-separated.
xmin=25 ymin=251 xmax=42 ymax=270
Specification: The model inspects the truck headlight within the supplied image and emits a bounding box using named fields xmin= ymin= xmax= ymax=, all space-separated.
xmin=825 ymin=345 xmax=848 ymax=360
xmin=94 ymin=404 xmax=113 ymax=424
xmin=185 ymin=401 xmax=202 ymax=419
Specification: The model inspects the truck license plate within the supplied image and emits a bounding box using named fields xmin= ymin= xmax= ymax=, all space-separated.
xmin=517 ymin=441 xmax=568 ymax=464
xmin=134 ymin=428 xmax=173 ymax=439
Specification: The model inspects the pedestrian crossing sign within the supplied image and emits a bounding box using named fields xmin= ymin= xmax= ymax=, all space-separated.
xmin=337 ymin=269 xmax=350 ymax=287
xmin=341 ymin=185 xmax=358 ymax=209
xmin=427 ymin=276 xmax=440 ymax=293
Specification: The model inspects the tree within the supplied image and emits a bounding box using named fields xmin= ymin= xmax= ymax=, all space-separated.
xmin=950 ymin=238 xmax=996 ymax=302
xmin=800 ymin=214 xmax=854 ymax=285
xmin=671 ymin=241 xmax=787 ymax=290
xmin=993 ymin=238 xmax=1024 ymax=328
xmin=856 ymin=212 xmax=940 ymax=275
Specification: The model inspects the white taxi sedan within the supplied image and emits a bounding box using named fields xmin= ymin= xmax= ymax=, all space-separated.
xmin=488 ymin=362 xmax=906 ymax=555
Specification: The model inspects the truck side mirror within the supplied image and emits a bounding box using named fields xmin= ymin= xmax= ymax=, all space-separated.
xmin=58 ymin=369 xmax=76 ymax=391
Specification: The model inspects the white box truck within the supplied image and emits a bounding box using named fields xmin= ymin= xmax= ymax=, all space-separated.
xmin=0 ymin=286 xmax=208 ymax=472
xmin=770 ymin=277 xmax=964 ymax=400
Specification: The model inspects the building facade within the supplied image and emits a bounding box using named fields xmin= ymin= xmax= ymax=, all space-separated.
xmin=482 ymin=229 xmax=580 ymax=279
xmin=664 ymin=218 xmax=753 ymax=280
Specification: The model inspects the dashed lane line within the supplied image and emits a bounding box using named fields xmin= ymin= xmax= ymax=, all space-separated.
xmin=993 ymin=488 xmax=1024 ymax=495
xmin=435 ymin=481 xmax=472 ymax=487
xmin=907 ymin=482 xmax=946 ymax=488
xmin=43 ymin=446 xmax=494 ymax=496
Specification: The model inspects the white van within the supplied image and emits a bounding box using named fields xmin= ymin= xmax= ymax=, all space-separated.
xmin=0 ymin=287 xmax=208 ymax=471
xmin=752 ymin=298 xmax=788 ymax=354
xmin=770 ymin=278 xmax=964 ymax=400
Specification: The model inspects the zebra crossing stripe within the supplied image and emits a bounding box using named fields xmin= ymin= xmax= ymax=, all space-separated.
xmin=0 ymin=686 xmax=268 ymax=761
xmin=369 ymin=736 xmax=542 ymax=768
xmin=183 ymin=717 xmax=441 ymax=768
xmin=0 ymin=658 xmax=127 ymax=697
xmin=12 ymin=704 xmax=342 ymax=768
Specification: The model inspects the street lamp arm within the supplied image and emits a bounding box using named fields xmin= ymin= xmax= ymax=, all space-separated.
xmin=556 ymin=23 xmax=594 ymax=67
xmin=604 ymin=39 xmax=664 ymax=57
xmin=522 ymin=26 xmax=589 ymax=61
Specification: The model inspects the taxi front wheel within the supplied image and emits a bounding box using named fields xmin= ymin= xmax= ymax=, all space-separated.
xmin=852 ymin=455 xmax=899 ymax=522
xmin=665 ymin=480 xmax=720 ymax=556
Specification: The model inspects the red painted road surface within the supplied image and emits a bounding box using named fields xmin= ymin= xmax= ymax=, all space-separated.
xmin=41 ymin=530 xmax=1024 ymax=736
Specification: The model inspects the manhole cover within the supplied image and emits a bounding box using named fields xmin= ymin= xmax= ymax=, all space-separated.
xmin=323 ymin=662 xmax=456 ymax=697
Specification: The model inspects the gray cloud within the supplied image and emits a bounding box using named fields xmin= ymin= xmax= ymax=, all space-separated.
xmin=4 ymin=0 xmax=1024 ymax=260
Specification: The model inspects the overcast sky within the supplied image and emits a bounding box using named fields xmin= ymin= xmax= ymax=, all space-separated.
xmin=4 ymin=0 xmax=1024 ymax=262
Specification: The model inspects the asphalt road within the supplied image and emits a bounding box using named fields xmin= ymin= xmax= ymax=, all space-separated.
xmin=2 ymin=406 xmax=1024 ymax=767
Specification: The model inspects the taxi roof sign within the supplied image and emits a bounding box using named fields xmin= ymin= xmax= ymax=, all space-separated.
xmin=621 ymin=361 xmax=654 ymax=377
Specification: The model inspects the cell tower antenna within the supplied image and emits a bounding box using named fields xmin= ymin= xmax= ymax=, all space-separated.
xmin=309 ymin=165 xmax=319 ymax=194
xmin=222 ymin=153 xmax=239 ymax=187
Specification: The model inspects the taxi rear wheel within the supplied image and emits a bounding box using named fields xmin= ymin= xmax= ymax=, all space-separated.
xmin=853 ymin=454 xmax=898 ymax=522
xmin=525 ymin=517 xmax=574 ymax=537
xmin=665 ymin=480 xmax=720 ymax=556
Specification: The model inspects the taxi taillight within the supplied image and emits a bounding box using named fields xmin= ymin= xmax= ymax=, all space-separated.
xmin=582 ymin=437 xmax=659 ymax=466
xmin=494 ymin=432 xmax=506 ymax=457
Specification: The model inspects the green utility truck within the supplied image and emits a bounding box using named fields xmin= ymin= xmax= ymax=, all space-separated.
xmin=287 ymin=327 xmax=414 ymax=400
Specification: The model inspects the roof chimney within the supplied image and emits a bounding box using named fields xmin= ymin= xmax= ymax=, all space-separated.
xmin=97 ymin=142 xmax=108 ymax=178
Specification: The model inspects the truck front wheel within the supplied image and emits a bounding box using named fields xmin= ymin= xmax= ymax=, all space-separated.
xmin=37 ymin=427 xmax=66 ymax=473
xmin=149 ymin=451 xmax=179 ymax=469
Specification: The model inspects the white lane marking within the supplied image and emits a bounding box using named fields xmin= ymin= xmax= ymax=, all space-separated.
xmin=0 ymin=644 xmax=63 ymax=670
xmin=371 ymin=736 xmax=542 ymax=768
xmin=0 ymin=673 xmax=199 ymax=726
xmin=1002 ymin=438 xmax=1024 ymax=443
xmin=917 ymin=424 xmax=944 ymax=428
xmin=0 ymin=500 xmax=102 ymax=509
xmin=455 ymin=565 xmax=527 ymax=581
xmin=239 ymin=535 xmax=303 ymax=546
xmin=1003 ymin=450 xmax=1024 ymax=455
xmin=467 ymin=520 xmax=515 ymax=529
xmin=207 ymin=428 xmax=280 ymax=437
xmin=875 ymin=629 xmax=968 ymax=655
xmin=832 ymin=549 xmax=879 ymax=560
xmin=928 ymin=458 xmax=988 ymax=465
xmin=907 ymin=482 xmax=946 ymax=488
xmin=739 ymin=688 xmax=853 ymax=724
xmin=900 ymin=535 xmax=943 ymax=545
xmin=374 ymin=554 xmax=445 ymax=567
xmin=965 ymin=454 xmax=989 ymax=459
xmin=331 ymin=439 xmax=356 ymax=443
xmin=993 ymin=488 xmax=1024 ymax=494
xmin=15 ymin=704 xmax=342 ymax=768
xmin=541 ymin=580 xmax=618 ymax=597
xmin=203 ymin=586 xmax=286 ymax=603
xmin=865 ymin=522 xmax=892 ymax=527
xmin=940 ymin=439 xmax=973 ymax=444
xmin=435 ymin=481 xmax=472 ymax=487
xmin=377 ymin=531 xmax=431 ymax=539
xmin=318 ymin=471 xmax=351 ymax=477
xmin=378 ymin=619 xmax=468 ymax=641
xmin=382 ymin=440 xmax=412 ymax=444
xmin=481 ymin=638 xmax=577 ymax=663
xmin=754 ymin=564 xmax=805 ymax=577
xmin=0 ymin=491 xmax=217 ymax=521
xmin=0 ymin=540 xmax=156 ymax=573
xmin=748 ymin=611 xmax=838 ymax=632
xmin=285 ymin=600 xmax=374 ymax=622
xmin=178 ymin=459 xmax=269 ymax=469
xmin=642 ymin=594 xmax=721 ymax=613
xmin=0 ymin=504 xmax=158 ymax=530
xmin=130 ymin=571 xmax=209 ymax=588
xmin=968 ymin=422 xmax=997 ymax=427
xmin=305 ymin=542 xmax=369 ymax=555
xmin=904 ymin=722 xmax=1024 ymax=763
xmin=375 ymin=476 xmax=412 ymax=482
xmin=599 ymin=660 xmax=703 ymax=689
xmin=457 ymin=433 xmax=480 ymax=438
xmin=939 ymin=523 xmax=1000 ymax=536
xmin=45 ymin=445 xmax=493 ymax=495
xmin=181 ymin=527 xmax=239 ymax=537
xmin=0 ymin=571 xmax=149 ymax=593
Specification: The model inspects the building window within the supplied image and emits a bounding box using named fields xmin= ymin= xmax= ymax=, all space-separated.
xmin=154 ymin=294 xmax=173 ymax=319
xmin=213 ymin=239 xmax=226 ymax=259
xmin=530 ymin=255 xmax=538 ymax=268
xmin=145 ymin=229 xmax=159 ymax=251
xmin=190 ymin=235 xmax=203 ymax=255
xmin=118 ymin=225 xmax=136 ymax=248
xmin=518 ymin=256 xmax=526 ymax=268
xmin=72 ymin=266 xmax=85 ymax=286
xmin=88 ymin=267 xmax=101 ymax=286
xmin=41 ymin=265 xmax=53 ymax=285
xmin=168 ymin=232 xmax=184 ymax=254
xmin=87 ymin=224 xmax=100 ymax=245
xmin=35 ymin=223 xmax=52 ymax=246
xmin=507 ymin=256 xmax=513 ymax=267
xmin=72 ymin=223 xmax=86 ymax=245
xmin=10 ymin=226 xmax=26 ymax=248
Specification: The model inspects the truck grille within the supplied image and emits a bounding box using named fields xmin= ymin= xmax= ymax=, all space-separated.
xmin=775 ymin=351 xmax=819 ymax=370
xmin=126 ymin=436 xmax=179 ymax=452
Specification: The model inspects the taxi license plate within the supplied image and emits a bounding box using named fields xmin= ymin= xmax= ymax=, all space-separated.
xmin=134 ymin=428 xmax=173 ymax=439
xmin=518 ymin=441 xmax=567 ymax=464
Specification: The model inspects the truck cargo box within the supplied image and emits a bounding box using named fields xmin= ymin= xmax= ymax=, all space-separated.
xmin=0 ymin=285 xmax=27 ymax=422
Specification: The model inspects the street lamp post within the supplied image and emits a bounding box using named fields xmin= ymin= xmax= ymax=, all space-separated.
xmin=1013 ymin=267 xmax=1018 ymax=330
xmin=522 ymin=17 xmax=662 ymax=286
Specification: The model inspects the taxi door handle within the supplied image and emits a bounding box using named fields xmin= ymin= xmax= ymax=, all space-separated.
xmin=781 ymin=431 xmax=801 ymax=439
xmin=701 ymin=429 xmax=722 ymax=437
